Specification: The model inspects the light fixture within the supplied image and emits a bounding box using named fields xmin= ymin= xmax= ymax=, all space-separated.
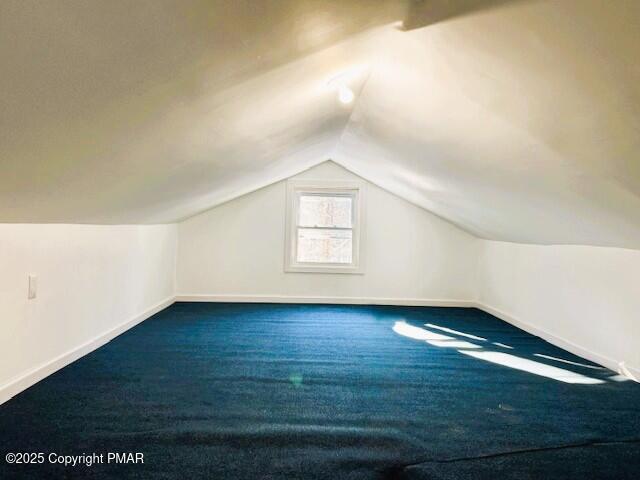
xmin=338 ymin=85 xmax=354 ymax=104
xmin=326 ymin=66 xmax=368 ymax=105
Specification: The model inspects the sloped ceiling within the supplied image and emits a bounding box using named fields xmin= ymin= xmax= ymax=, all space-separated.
xmin=2 ymin=0 xmax=640 ymax=248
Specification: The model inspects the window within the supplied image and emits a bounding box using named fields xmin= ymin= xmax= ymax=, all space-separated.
xmin=285 ymin=179 xmax=365 ymax=273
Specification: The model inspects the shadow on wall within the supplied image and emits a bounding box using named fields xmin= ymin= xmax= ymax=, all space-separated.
xmin=392 ymin=321 xmax=630 ymax=385
xmin=400 ymin=0 xmax=528 ymax=30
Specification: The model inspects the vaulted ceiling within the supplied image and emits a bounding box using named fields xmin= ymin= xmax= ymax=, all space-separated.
xmin=2 ymin=0 xmax=640 ymax=248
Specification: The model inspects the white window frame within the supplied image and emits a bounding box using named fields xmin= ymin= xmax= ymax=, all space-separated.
xmin=285 ymin=179 xmax=365 ymax=274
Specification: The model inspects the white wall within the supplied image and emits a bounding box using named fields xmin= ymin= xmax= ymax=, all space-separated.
xmin=477 ymin=240 xmax=640 ymax=378
xmin=176 ymin=161 xmax=479 ymax=303
xmin=0 ymin=223 xmax=177 ymax=401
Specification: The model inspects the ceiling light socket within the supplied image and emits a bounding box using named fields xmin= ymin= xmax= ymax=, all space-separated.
xmin=338 ymin=85 xmax=354 ymax=104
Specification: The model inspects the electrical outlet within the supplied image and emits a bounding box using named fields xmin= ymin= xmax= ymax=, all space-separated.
xmin=28 ymin=275 xmax=37 ymax=299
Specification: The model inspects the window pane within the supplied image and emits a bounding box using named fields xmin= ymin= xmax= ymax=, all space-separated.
xmin=298 ymin=194 xmax=352 ymax=228
xmin=297 ymin=228 xmax=353 ymax=264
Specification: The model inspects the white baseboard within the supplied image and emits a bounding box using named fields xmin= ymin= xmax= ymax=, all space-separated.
xmin=175 ymin=294 xmax=475 ymax=308
xmin=474 ymin=302 xmax=639 ymax=381
xmin=0 ymin=296 xmax=175 ymax=406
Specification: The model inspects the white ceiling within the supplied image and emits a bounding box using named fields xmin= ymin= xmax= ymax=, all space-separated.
xmin=2 ymin=0 xmax=640 ymax=248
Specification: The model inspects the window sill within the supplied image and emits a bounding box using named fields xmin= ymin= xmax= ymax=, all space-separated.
xmin=284 ymin=264 xmax=364 ymax=274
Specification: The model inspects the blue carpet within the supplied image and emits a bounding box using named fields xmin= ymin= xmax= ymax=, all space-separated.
xmin=1 ymin=303 xmax=639 ymax=479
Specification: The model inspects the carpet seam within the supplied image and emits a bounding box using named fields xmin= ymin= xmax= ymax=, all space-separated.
xmin=396 ymin=437 xmax=640 ymax=471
